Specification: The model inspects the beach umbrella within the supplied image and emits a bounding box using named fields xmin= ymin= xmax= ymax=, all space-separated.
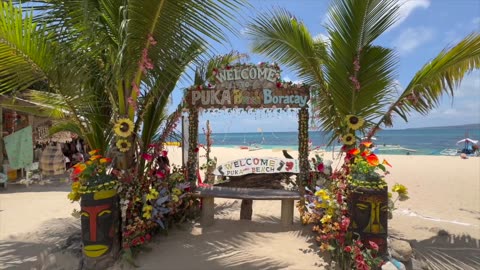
xmin=456 ymin=138 xmax=478 ymax=145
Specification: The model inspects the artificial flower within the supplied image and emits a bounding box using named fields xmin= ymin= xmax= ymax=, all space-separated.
xmin=392 ymin=183 xmax=408 ymax=196
xmin=116 ymin=139 xmax=131 ymax=152
xmin=345 ymin=115 xmax=365 ymax=130
xmin=171 ymin=194 xmax=179 ymax=202
xmin=88 ymin=149 xmax=100 ymax=155
xmin=320 ymin=214 xmax=332 ymax=224
xmin=142 ymin=153 xmax=153 ymax=162
xmin=73 ymin=163 xmax=87 ymax=175
xmin=382 ymin=159 xmax=392 ymax=167
xmin=114 ymin=118 xmax=134 ymax=137
xmin=172 ymin=188 xmax=182 ymax=196
xmin=99 ymin=157 xmax=112 ymax=164
xmin=348 ymin=148 xmax=360 ymax=155
xmin=89 ymin=155 xmax=102 ymax=161
xmin=342 ymin=134 xmax=356 ymax=145
xmin=368 ymin=241 xmax=379 ymax=251
xmin=366 ymin=154 xmax=379 ymax=166
xmin=361 ymin=141 xmax=372 ymax=148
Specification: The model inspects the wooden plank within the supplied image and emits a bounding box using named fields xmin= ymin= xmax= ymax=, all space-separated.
xmin=280 ymin=199 xmax=294 ymax=226
xmin=240 ymin=199 xmax=253 ymax=220
xmin=193 ymin=186 xmax=300 ymax=200
xmin=201 ymin=197 xmax=215 ymax=226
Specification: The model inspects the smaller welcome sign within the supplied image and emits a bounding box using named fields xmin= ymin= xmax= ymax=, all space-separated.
xmin=213 ymin=157 xmax=300 ymax=177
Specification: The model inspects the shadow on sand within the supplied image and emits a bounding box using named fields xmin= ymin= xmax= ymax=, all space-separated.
xmin=0 ymin=217 xmax=79 ymax=270
xmin=126 ymin=213 xmax=325 ymax=270
xmin=409 ymin=230 xmax=480 ymax=270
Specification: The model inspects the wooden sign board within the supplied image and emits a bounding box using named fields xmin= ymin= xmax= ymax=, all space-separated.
xmin=213 ymin=157 xmax=300 ymax=177
xmin=185 ymin=65 xmax=309 ymax=109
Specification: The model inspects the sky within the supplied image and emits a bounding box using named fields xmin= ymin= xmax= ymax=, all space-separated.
xmin=170 ymin=0 xmax=480 ymax=133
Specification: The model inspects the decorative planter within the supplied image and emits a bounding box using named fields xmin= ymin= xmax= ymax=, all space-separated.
xmin=348 ymin=185 xmax=388 ymax=256
xmin=80 ymin=189 xmax=120 ymax=269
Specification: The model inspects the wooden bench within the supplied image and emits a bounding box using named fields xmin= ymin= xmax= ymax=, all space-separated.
xmin=193 ymin=186 xmax=301 ymax=226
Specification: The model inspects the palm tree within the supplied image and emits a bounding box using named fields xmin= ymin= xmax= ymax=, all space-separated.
xmin=246 ymin=0 xmax=480 ymax=144
xmin=0 ymin=0 xmax=246 ymax=163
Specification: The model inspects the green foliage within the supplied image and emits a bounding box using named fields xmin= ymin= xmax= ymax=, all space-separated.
xmin=247 ymin=0 xmax=480 ymax=142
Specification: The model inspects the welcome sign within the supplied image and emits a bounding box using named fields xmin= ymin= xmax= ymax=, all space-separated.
xmin=213 ymin=157 xmax=300 ymax=177
xmin=185 ymin=65 xmax=309 ymax=109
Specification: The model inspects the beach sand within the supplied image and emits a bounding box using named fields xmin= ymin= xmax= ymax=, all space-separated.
xmin=0 ymin=146 xmax=479 ymax=269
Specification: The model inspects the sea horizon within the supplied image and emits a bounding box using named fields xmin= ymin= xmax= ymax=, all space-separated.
xmin=198 ymin=123 xmax=480 ymax=156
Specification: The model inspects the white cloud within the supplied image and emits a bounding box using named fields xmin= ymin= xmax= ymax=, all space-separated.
xmin=390 ymin=0 xmax=430 ymax=30
xmin=313 ymin=33 xmax=330 ymax=45
xmin=393 ymin=27 xmax=434 ymax=54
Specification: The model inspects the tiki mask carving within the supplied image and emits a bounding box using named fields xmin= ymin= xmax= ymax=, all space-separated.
xmin=80 ymin=190 xmax=119 ymax=258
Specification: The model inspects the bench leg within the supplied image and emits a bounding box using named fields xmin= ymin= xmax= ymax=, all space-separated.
xmin=281 ymin=199 xmax=294 ymax=226
xmin=240 ymin=199 xmax=253 ymax=220
xmin=201 ymin=197 xmax=215 ymax=226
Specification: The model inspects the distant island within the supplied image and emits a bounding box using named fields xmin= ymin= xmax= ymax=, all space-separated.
xmin=405 ymin=123 xmax=480 ymax=130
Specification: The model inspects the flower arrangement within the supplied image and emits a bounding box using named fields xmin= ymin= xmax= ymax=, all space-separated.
xmin=299 ymin=114 xmax=410 ymax=268
xmin=345 ymin=141 xmax=390 ymax=189
xmin=117 ymin=145 xmax=198 ymax=254
xmin=68 ymin=149 xmax=116 ymax=202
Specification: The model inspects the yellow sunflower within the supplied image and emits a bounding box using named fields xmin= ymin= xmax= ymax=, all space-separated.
xmin=345 ymin=115 xmax=365 ymax=130
xmin=116 ymin=139 xmax=131 ymax=152
xmin=114 ymin=118 xmax=134 ymax=137
xmin=342 ymin=133 xmax=356 ymax=145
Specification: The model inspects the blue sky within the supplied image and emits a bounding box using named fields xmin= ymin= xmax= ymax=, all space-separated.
xmin=171 ymin=0 xmax=480 ymax=132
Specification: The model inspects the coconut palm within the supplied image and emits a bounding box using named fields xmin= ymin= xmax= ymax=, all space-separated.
xmin=246 ymin=0 xmax=480 ymax=144
xmin=0 ymin=0 xmax=246 ymax=162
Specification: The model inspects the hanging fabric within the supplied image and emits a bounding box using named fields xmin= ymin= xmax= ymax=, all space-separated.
xmin=4 ymin=126 xmax=33 ymax=169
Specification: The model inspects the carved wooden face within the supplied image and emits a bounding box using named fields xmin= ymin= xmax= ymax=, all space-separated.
xmin=80 ymin=190 xmax=118 ymax=258
xmin=351 ymin=194 xmax=388 ymax=234
xmin=349 ymin=188 xmax=388 ymax=254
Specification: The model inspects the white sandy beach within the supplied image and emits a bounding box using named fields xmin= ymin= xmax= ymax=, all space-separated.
xmin=0 ymin=146 xmax=479 ymax=269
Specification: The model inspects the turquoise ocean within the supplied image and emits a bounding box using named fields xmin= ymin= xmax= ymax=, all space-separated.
xmin=198 ymin=125 xmax=480 ymax=156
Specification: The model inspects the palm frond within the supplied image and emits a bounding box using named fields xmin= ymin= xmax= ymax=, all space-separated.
xmin=370 ymin=33 xmax=480 ymax=133
xmin=246 ymin=8 xmax=325 ymax=86
xmin=0 ymin=2 xmax=55 ymax=93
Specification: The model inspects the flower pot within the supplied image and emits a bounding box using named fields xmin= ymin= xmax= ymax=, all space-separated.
xmin=348 ymin=185 xmax=388 ymax=256
xmin=80 ymin=189 xmax=120 ymax=269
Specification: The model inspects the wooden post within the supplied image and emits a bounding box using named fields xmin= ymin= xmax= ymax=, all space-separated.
xmin=297 ymin=107 xmax=309 ymax=215
xmin=240 ymin=199 xmax=253 ymax=220
xmin=0 ymin=107 xmax=3 ymax=170
xmin=201 ymin=197 xmax=215 ymax=226
xmin=281 ymin=199 xmax=294 ymax=226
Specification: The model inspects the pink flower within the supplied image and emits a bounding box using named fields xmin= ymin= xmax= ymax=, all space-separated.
xmin=148 ymin=143 xmax=156 ymax=148
xmin=142 ymin=153 xmax=153 ymax=162
xmin=344 ymin=246 xmax=352 ymax=253
xmin=132 ymin=82 xmax=140 ymax=95
xmin=156 ymin=171 xmax=165 ymax=179
xmin=148 ymin=34 xmax=157 ymax=45
xmin=341 ymin=217 xmax=350 ymax=231
xmin=369 ymin=240 xmax=379 ymax=251
xmin=161 ymin=150 xmax=168 ymax=157
xmin=317 ymin=163 xmax=324 ymax=172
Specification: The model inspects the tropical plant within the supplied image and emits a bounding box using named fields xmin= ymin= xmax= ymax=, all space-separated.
xmin=0 ymin=0 xmax=247 ymax=159
xmin=246 ymin=0 xmax=480 ymax=144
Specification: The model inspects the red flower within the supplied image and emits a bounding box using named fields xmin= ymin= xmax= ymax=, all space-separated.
xmin=348 ymin=148 xmax=360 ymax=155
xmin=148 ymin=143 xmax=156 ymax=148
xmin=156 ymin=171 xmax=165 ymax=179
xmin=341 ymin=217 xmax=350 ymax=231
xmin=276 ymin=82 xmax=282 ymax=88
xmin=161 ymin=150 xmax=168 ymax=157
xmin=369 ymin=240 xmax=379 ymax=251
xmin=142 ymin=153 xmax=153 ymax=162
xmin=317 ymin=163 xmax=324 ymax=172
xmin=194 ymin=147 xmax=199 ymax=153
xmin=366 ymin=153 xmax=379 ymax=166
xmin=145 ymin=234 xmax=151 ymax=241
xmin=344 ymin=246 xmax=352 ymax=253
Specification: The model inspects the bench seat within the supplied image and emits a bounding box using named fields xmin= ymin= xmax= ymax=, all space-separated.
xmin=193 ymin=186 xmax=301 ymax=226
